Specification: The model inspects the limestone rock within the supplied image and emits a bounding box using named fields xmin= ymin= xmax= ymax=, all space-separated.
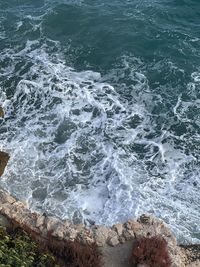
xmin=77 ymin=228 xmax=94 ymax=244
xmin=66 ymin=228 xmax=78 ymax=240
xmin=180 ymin=245 xmax=200 ymax=267
xmin=36 ymin=215 xmax=45 ymax=229
xmin=108 ymin=235 xmax=120 ymax=247
xmin=190 ymin=261 xmax=200 ymax=267
xmin=45 ymin=216 xmax=60 ymax=232
xmin=119 ymin=236 xmax=126 ymax=244
xmin=74 ymin=223 xmax=85 ymax=232
xmin=113 ymin=223 xmax=123 ymax=236
xmin=21 ymin=213 xmax=37 ymax=228
xmin=62 ymin=219 xmax=71 ymax=229
xmin=123 ymin=229 xmax=135 ymax=241
xmin=93 ymin=225 xmax=111 ymax=246
xmin=125 ymin=219 xmax=143 ymax=231
xmin=52 ymin=225 xmax=65 ymax=240
xmin=0 ymin=151 xmax=9 ymax=177
xmin=0 ymin=188 xmax=194 ymax=267
xmin=0 ymin=190 xmax=15 ymax=204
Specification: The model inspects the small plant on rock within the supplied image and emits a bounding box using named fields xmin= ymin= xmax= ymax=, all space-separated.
xmin=130 ymin=235 xmax=172 ymax=267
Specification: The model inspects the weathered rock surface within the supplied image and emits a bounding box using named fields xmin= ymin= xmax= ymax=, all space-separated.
xmin=0 ymin=189 xmax=198 ymax=267
xmin=180 ymin=245 xmax=200 ymax=267
xmin=92 ymin=225 xmax=111 ymax=246
xmin=0 ymin=151 xmax=9 ymax=177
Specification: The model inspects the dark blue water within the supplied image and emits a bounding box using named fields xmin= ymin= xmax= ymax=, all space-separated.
xmin=0 ymin=0 xmax=200 ymax=243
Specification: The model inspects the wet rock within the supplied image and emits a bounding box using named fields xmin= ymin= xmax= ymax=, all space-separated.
xmin=138 ymin=214 xmax=153 ymax=225
xmin=0 ymin=151 xmax=9 ymax=177
xmin=0 ymin=106 xmax=4 ymax=118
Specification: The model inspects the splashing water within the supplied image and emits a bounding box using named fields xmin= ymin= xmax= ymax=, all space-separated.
xmin=0 ymin=0 xmax=200 ymax=244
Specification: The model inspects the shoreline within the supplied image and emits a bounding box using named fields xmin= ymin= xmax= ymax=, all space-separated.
xmin=0 ymin=188 xmax=199 ymax=266
xmin=0 ymin=109 xmax=199 ymax=266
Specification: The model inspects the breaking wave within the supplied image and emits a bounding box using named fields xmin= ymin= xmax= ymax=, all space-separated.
xmin=0 ymin=39 xmax=199 ymax=244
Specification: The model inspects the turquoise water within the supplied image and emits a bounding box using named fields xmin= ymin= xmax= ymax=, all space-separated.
xmin=0 ymin=0 xmax=199 ymax=243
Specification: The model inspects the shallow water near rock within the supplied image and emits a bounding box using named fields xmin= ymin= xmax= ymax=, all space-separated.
xmin=0 ymin=0 xmax=199 ymax=244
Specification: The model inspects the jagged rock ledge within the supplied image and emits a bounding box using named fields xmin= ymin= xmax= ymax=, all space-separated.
xmin=1 ymin=189 xmax=198 ymax=266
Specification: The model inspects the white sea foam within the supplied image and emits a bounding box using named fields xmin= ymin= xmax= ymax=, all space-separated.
xmin=0 ymin=39 xmax=200 ymax=243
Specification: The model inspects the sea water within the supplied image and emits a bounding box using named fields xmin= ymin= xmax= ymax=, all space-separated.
xmin=0 ymin=0 xmax=199 ymax=243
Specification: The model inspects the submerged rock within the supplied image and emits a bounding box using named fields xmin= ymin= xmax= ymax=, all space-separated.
xmin=0 ymin=151 xmax=9 ymax=177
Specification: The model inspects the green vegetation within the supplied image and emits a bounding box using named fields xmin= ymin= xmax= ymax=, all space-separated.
xmin=0 ymin=226 xmax=59 ymax=267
